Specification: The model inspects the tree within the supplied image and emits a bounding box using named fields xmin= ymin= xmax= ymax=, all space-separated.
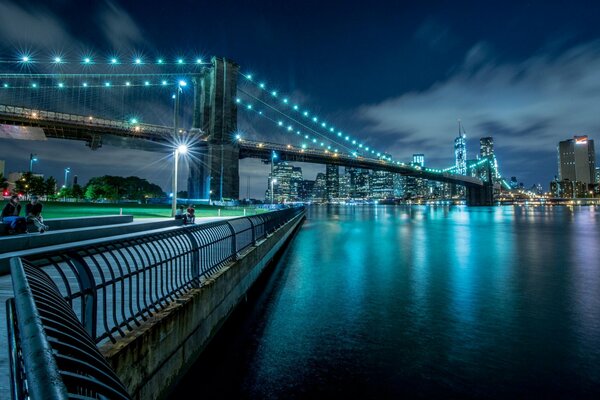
xmin=85 ymin=184 xmax=103 ymax=201
xmin=58 ymin=186 xmax=73 ymax=199
xmin=71 ymin=184 xmax=84 ymax=200
xmin=45 ymin=177 xmax=58 ymax=198
xmin=85 ymin=175 xmax=165 ymax=202
xmin=29 ymin=175 xmax=46 ymax=197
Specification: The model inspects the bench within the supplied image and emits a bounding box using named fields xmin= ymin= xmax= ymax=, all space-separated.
xmin=0 ymin=214 xmax=134 ymax=234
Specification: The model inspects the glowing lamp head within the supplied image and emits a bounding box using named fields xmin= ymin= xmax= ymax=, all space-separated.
xmin=177 ymin=58 xmax=184 ymax=64
xmin=177 ymin=144 xmax=188 ymax=154
xmin=235 ymin=134 xmax=241 ymax=140
xmin=130 ymin=118 xmax=138 ymax=124
xmin=54 ymin=57 xmax=61 ymax=63
xmin=178 ymin=80 xmax=187 ymax=87
xmin=84 ymin=57 xmax=91 ymax=63
xmin=196 ymin=58 xmax=202 ymax=64
xmin=135 ymin=58 xmax=141 ymax=64
xmin=111 ymin=58 xmax=117 ymax=64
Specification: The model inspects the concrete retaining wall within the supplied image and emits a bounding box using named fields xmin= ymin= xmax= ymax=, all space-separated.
xmin=100 ymin=212 xmax=305 ymax=400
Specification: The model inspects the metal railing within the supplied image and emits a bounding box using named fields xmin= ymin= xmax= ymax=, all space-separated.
xmin=7 ymin=258 xmax=131 ymax=400
xmin=21 ymin=207 xmax=304 ymax=344
xmin=6 ymin=206 xmax=305 ymax=399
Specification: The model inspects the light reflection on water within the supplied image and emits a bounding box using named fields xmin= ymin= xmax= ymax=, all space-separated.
xmin=173 ymin=205 xmax=600 ymax=399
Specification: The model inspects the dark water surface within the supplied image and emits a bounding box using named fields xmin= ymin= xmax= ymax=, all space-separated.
xmin=173 ymin=205 xmax=600 ymax=399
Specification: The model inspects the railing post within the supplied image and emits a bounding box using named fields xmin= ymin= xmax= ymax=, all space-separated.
xmin=184 ymin=230 xmax=201 ymax=288
xmin=248 ymin=217 xmax=257 ymax=245
xmin=226 ymin=222 xmax=238 ymax=260
xmin=67 ymin=252 xmax=97 ymax=340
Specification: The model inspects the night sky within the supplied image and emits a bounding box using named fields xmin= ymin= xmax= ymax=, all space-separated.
xmin=1 ymin=0 xmax=600 ymax=197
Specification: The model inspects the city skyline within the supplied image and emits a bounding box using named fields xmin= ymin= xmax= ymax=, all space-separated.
xmin=2 ymin=1 xmax=600 ymax=197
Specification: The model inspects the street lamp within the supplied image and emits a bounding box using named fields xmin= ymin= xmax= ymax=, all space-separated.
xmin=29 ymin=153 xmax=38 ymax=173
xmin=64 ymin=167 xmax=71 ymax=188
xmin=271 ymin=178 xmax=277 ymax=204
xmin=171 ymin=144 xmax=188 ymax=217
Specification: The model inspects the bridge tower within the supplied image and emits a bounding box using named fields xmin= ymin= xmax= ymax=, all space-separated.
xmin=188 ymin=57 xmax=240 ymax=200
xmin=466 ymin=161 xmax=494 ymax=206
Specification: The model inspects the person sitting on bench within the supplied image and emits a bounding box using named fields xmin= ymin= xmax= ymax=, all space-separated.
xmin=186 ymin=204 xmax=196 ymax=224
xmin=175 ymin=205 xmax=188 ymax=224
xmin=1 ymin=195 xmax=27 ymax=234
xmin=26 ymin=195 xmax=49 ymax=233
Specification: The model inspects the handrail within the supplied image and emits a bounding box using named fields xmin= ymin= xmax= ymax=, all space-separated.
xmin=21 ymin=206 xmax=305 ymax=344
xmin=8 ymin=257 xmax=70 ymax=400
xmin=8 ymin=257 xmax=132 ymax=400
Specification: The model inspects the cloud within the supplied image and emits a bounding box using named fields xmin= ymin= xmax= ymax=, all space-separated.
xmin=0 ymin=1 xmax=78 ymax=48
xmin=358 ymin=40 xmax=600 ymax=184
xmin=97 ymin=1 xmax=147 ymax=51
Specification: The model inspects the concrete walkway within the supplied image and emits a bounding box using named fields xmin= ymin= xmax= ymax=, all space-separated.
xmin=0 ymin=216 xmax=232 ymax=397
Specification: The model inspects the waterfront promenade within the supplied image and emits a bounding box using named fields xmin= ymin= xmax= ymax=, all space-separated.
xmin=0 ymin=216 xmax=232 ymax=396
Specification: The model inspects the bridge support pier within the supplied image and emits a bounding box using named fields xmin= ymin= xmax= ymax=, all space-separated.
xmin=466 ymin=184 xmax=494 ymax=206
xmin=188 ymin=57 xmax=240 ymax=201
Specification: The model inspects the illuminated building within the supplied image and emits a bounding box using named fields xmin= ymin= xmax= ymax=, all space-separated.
xmin=298 ymin=180 xmax=315 ymax=201
xmin=265 ymin=162 xmax=303 ymax=202
xmin=313 ymin=173 xmax=327 ymax=202
xmin=558 ymin=135 xmax=596 ymax=185
xmin=325 ymin=164 xmax=339 ymax=201
xmin=369 ymin=170 xmax=394 ymax=199
xmin=479 ymin=137 xmax=499 ymax=180
xmin=454 ymin=124 xmax=467 ymax=176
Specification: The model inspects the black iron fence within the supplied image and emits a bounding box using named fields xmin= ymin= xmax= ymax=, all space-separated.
xmin=6 ymin=206 xmax=305 ymax=399
xmin=7 ymin=258 xmax=131 ymax=400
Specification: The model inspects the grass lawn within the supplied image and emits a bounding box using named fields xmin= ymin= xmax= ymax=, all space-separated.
xmin=28 ymin=202 xmax=268 ymax=219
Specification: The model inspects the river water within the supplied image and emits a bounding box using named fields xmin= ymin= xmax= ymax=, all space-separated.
xmin=173 ymin=205 xmax=600 ymax=398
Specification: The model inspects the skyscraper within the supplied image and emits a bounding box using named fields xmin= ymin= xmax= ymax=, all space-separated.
xmin=479 ymin=137 xmax=499 ymax=180
xmin=479 ymin=137 xmax=493 ymax=157
xmin=325 ymin=164 xmax=339 ymax=201
xmin=313 ymin=173 xmax=327 ymax=202
xmin=558 ymin=135 xmax=596 ymax=185
xmin=265 ymin=162 xmax=303 ymax=202
xmin=369 ymin=170 xmax=394 ymax=199
xmin=454 ymin=122 xmax=467 ymax=176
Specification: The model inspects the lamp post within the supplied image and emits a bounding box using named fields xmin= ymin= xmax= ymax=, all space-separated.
xmin=29 ymin=153 xmax=38 ymax=173
xmin=171 ymin=144 xmax=188 ymax=217
xmin=270 ymin=151 xmax=278 ymax=204
xmin=271 ymin=178 xmax=277 ymax=204
xmin=171 ymin=79 xmax=188 ymax=217
xmin=63 ymin=167 xmax=70 ymax=188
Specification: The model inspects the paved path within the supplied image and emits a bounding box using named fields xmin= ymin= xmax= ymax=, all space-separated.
xmin=0 ymin=216 xmax=232 ymax=397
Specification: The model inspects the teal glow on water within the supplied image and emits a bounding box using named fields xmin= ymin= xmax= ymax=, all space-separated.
xmin=173 ymin=205 xmax=600 ymax=398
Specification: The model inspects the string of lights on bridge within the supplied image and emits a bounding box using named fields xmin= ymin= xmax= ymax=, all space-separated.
xmin=237 ymin=71 xmax=395 ymax=163
xmin=0 ymin=54 xmax=211 ymax=66
xmin=0 ymin=50 xmax=502 ymax=180
xmin=1 ymin=79 xmax=186 ymax=90
xmin=233 ymin=95 xmax=472 ymax=176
